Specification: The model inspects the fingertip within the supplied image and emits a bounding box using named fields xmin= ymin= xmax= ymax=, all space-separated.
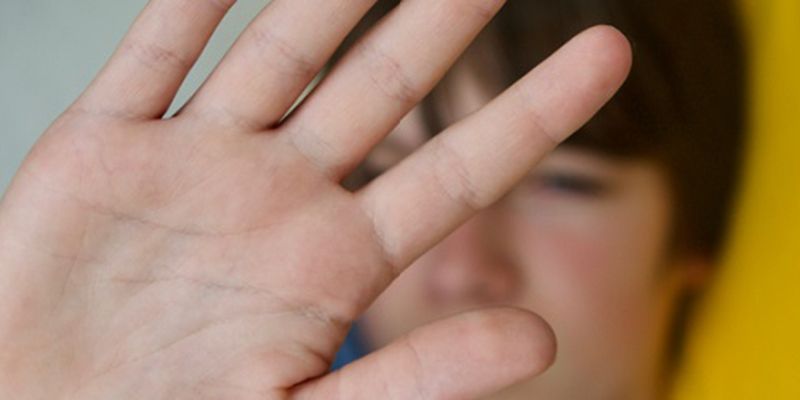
xmin=579 ymin=24 xmax=634 ymax=93
xmin=308 ymin=307 xmax=558 ymax=400
xmin=426 ymin=307 xmax=556 ymax=383
xmin=467 ymin=307 xmax=557 ymax=377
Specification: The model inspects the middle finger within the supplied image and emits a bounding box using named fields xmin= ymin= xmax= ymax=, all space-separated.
xmin=183 ymin=0 xmax=377 ymax=130
xmin=282 ymin=0 xmax=506 ymax=179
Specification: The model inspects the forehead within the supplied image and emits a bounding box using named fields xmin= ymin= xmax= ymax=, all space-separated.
xmin=369 ymin=105 xmax=649 ymax=179
xmin=366 ymin=47 xmax=656 ymax=176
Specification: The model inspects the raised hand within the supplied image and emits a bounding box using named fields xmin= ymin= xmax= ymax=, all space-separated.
xmin=0 ymin=0 xmax=631 ymax=398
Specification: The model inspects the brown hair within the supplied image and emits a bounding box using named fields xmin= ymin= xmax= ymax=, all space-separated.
xmin=335 ymin=0 xmax=747 ymax=261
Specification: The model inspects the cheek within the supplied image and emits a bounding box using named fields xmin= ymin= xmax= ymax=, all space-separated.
xmin=515 ymin=214 xmax=642 ymax=321
xmin=516 ymin=204 xmax=666 ymax=304
xmin=509 ymin=197 xmax=672 ymax=369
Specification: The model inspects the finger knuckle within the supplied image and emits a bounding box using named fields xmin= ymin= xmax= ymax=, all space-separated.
xmin=121 ymin=40 xmax=191 ymax=72
xmin=514 ymin=86 xmax=562 ymax=146
xmin=359 ymin=42 xmax=424 ymax=106
xmin=248 ymin=26 xmax=317 ymax=78
xmin=431 ymin=137 xmax=492 ymax=212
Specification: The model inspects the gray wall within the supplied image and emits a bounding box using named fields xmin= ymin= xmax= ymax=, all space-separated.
xmin=0 ymin=0 xmax=271 ymax=193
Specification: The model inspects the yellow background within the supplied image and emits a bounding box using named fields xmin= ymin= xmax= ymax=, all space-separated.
xmin=674 ymin=0 xmax=800 ymax=398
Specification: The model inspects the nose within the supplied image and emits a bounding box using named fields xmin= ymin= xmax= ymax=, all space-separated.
xmin=427 ymin=212 xmax=520 ymax=305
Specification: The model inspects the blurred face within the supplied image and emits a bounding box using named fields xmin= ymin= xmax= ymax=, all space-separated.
xmin=358 ymin=61 xmax=702 ymax=399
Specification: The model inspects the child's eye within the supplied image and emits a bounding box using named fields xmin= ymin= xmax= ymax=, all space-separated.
xmin=533 ymin=172 xmax=611 ymax=197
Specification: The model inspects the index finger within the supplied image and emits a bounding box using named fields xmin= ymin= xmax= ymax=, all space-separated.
xmin=74 ymin=0 xmax=235 ymax=119
xmin=357 ymin=26 xmax=633 ymax=271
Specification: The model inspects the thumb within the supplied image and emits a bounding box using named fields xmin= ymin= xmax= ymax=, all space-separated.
xmin=292 ymin=307 xmax=556 ymax=399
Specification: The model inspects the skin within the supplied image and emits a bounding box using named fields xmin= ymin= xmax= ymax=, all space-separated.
xmin=0 ymin=0 xmax=631 ymax=399
xmin=359 ymin=58 xmax=706 ymax=399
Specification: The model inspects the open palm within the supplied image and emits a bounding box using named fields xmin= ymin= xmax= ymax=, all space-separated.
xmin=0 ymin=0 xmax=631 ymax=399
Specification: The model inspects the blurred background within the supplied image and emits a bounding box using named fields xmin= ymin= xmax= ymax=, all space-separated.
xmin=0 ymin=0 xmax=267 ymax=190
xmin=674 ymin=0 xmax=800 ymax=398
xmin=1 ymin=0 xmax=798 ymax=398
